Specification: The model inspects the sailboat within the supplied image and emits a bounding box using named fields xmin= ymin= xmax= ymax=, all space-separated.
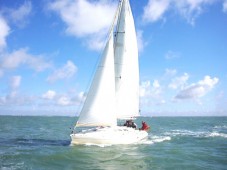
xmin=70 ymin=0 xmax=148 ymax=145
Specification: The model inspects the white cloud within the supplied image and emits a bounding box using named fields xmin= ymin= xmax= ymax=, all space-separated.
xmin=0 ymin=93 xmax=34 ymax=106
xmin=41 ymin=90 xmax=85 ymax=106
xmin=143 ymin=0 xmax=217 ymax=25
xmin=140 ymin=81 xmax=151 ymax=97
xmin=153 ymin=79 xmax=160 ymax=88
xmin=78 ymin=91 xmax=86 ymax=101
xmin=215 ymin=90 xmax=227 ymax=113
xmin=165 ymin=68 xmax=177 ymax=77
xmin=0 ymin=69 xmax=3 ymax=77
xmin=0 ymin=48 xmax=51 ymax=72
xmin=168 ymin=73 xmax=189 ymax=89
xmin=70 ymin=91 xmax=86 ymax=105
xmin=175 ymin=75 xmax=219 ymax=100
xmin=0 ymin=75 xmax=36 ymax=106
xmin=10 ymin=76 xmax=21 ymax=89
xmin=140 ymin=80 xmax=166 ymax=107
xmin=47 ymin=60 xmax=77 ymax=83
xmin=140 ymin=80 xmax=162 ymax=98
xmin=8 ymin=1 xmax=32 ymax=28
xmin=137 ymin=30 xmax=146 ymax=52
xmin=143 ymin=0 xmax=170 ymax=22
xmin=6 ymin=76 xmax=21 ymax=104
xmin=57 ymin=96 xmax=71 ymax=106
xmin=1 ymin=1 xmax=32 ymax=28
xmin=86 ymin=31 xmax=108 ymax=51
xmin=42 ymin=90 xmax=56 ymax=100
xmin=0 ymin=1 xmax=31 ymax=51
xmin=223 ymin=0 xmax=227 ymax=12
xmin=174 ymin=0 xmax=216 ymax=25
xmin=165 ymin=50 xmax=181 ymax=60
xmin=48 ymin=0 xmax=117 ymax=50
xmin=0 ymin=15 xmax=10 ymax=51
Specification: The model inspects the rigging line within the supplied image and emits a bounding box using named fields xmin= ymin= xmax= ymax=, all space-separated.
xmin=107 ymin=0 xmax=123 ymax=42
xmin=90 ymin=0 xmax=123 ymax=82
xmin=114 ymin=0 xmax=124 ymax=50
xmin=70 ymin=92 xmax=86 ymax=133
xmin=113 ymin=0 xmax=124 ymax=83
xmin=88 ymin=0 xmax=122 ymax=70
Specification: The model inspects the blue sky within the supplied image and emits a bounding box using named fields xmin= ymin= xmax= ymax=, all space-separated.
xmin=0 ymin=0 xmax=226 ymax=116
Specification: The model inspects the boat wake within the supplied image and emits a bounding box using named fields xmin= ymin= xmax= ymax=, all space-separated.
xmin=84 ymin=143 xmax=113 ymax=148
xmin=207 ymin=132 xmax=227 ymax=138
xmin=164 ymin=129 xmax=227 ymax=138
xmin=139 ymin=135 xmax=171 ymax=145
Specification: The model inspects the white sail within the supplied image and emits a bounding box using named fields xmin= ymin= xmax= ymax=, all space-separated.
xmin=77 ymin=33 xmax=116 ymax=127
xmin=114 ymin=0 xmax=140 ymax=119
xmin=71 ymin=0 xmax=149 ymax=145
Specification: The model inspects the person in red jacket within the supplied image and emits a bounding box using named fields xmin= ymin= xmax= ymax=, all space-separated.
xmin=140 ymin=121 xmax=150 ymax=131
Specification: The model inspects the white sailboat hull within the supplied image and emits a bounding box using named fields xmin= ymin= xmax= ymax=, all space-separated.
xmin=70 ymin=126 xmax=148 ymax=145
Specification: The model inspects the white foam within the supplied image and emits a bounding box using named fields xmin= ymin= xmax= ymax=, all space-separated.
xmin=214 ymin=125 xmax=227 ymax=129
xmin=165 ymin=130 xmax=200 ymax=137
xmin=1 ymin=162 xmax=25 ymax=170
xmin=206 ymin=132 xmax=227 ymax=138
xmin=139 ymin=135 xmax=171 ymax=145
xmin=139 ymin=140 xmax=154 ymax=145
xmin=84 ymin=143 xmax=112 ymax=147
xmin=152 ymin=136 xmax=171 ymax=143
xmin=165 ymin=129 xmax=227 ymax=138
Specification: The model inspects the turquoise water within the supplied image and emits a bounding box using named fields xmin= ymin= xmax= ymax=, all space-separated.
xmin=0 ymin=116 xmax=226 ymax=170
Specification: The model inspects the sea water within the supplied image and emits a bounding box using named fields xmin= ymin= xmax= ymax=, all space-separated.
xmin=0 ymin=116 xmax=226 ymax=170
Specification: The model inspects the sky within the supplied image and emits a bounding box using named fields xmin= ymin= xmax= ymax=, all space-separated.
xmin=0 ymin=0 xmax=227 ymax=116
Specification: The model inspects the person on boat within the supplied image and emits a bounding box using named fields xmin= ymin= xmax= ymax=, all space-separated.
xmin=140 ymin=121 xmax=150 ymax=131
xmin=124 ymin=120 xmax=137 ymax=128
xmin=124 ymin=120 xmax=129 ymax=126
xmin=132 ymin=121 xmax=137 ymax=129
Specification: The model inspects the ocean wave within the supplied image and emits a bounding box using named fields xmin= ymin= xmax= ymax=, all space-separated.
xmin=84 ymin=143 xmax=112 ymax=147
xmin=1 ymin=162 xmax=25 ymax=170
xmin=205 ymin=132 xmax=227 ymax=138
xmin=164 ymin=130 xmax=227 ymax=138
xmin=214 ymin=125 xmax=227 ymax=130
xmin=165 ymin=130 xmax=202 ymax=137
xmin=139 ymin=135 xmax=171 ymax=145
xmin=151 ymin=136 xmax=171 ymax=143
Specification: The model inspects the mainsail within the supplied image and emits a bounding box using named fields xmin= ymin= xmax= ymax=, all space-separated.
xmin=114 ymin=0 xmax=139 ymax=119
xmin=76 ymin=0 xmax=139 ymax=127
